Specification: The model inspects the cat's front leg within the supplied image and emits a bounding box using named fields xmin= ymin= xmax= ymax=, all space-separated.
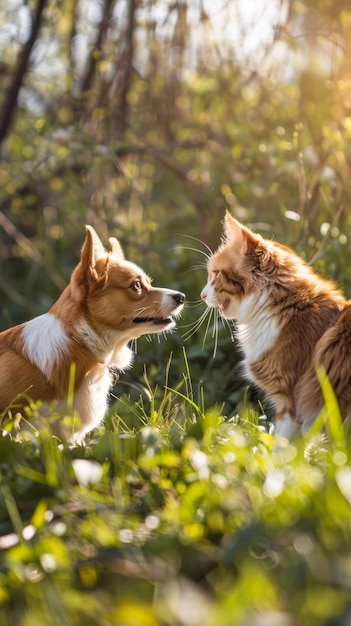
xmin=274 ymin=413 xmax=300 ymax=439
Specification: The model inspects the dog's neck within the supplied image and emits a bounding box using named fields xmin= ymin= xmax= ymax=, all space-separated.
xmin=69 ymin=332 xmax=106 ymax=365
xmin=73 ymin=318 xmax=126 ymax=365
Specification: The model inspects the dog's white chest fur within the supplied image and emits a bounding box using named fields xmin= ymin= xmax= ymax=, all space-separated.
xmin=68 ymin=367 xmax=112 ymax=443
xmin=22 ymin=313 xmax=133 ymax=442
xmin=22 ymin=313 xmax=69 ymax=376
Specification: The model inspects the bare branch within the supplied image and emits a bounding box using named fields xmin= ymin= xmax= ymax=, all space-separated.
xmin=0 ymin=0 xmax=47 ymax=147
xmin=308 ymin=202 xmax=344 ymax=267
xmin=114 ymin=0 xmax=137 ymax=134
xmin=80 ymin=0 xmax=115 ymax=98
xmin=0 ymin=212 xmax=66 ymax=291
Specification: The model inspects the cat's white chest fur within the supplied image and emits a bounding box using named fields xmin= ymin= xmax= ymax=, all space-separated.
xmin=236 ymin=292 xmax=280 ymax=375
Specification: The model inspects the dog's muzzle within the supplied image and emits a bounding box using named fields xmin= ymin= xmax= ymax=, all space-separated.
xmin=173 ymin=292 xmax=185 ymax=306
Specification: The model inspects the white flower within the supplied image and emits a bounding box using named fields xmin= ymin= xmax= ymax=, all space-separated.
xmin=72 ymin=459 xmax=103 ymax=486
xmin=336 ymin=466 xmax=351 ymax=505
xmin=191 ymin=450 xmax=210 ymax=480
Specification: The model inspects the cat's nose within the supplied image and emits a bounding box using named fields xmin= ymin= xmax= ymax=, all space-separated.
xmin=200 ymin=289 xmax=207 ymax=300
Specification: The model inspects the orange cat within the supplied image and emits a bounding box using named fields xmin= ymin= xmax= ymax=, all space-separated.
xmin=201 ymin=211 xmax=351 ymax=438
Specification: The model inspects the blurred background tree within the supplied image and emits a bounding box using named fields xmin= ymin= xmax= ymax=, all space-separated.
xmin=1 ymin=0 xmax=351 ymax=417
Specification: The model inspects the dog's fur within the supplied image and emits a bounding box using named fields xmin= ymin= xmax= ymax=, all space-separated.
xmin=0 ymin=226 xmax=185 ymax=442
xmin=201 ymin=211 xmax=351 ymax=438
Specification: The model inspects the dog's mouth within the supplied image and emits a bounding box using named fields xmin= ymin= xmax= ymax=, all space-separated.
xmin=133 ymin=316 xmax=174 ymax=326
xmin=132 ymin=295 xmax=185 ymax=329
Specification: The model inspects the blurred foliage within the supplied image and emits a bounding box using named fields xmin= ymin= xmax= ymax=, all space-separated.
xmin=1 ymin=0 xmax=351 ymax=620
xmin=1 ymin=386 xmax=351 ymax=625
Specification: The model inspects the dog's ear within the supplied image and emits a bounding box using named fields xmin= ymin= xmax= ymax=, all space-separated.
xmin=83 ymin=225 xmax=107 ymax=268
xmin=108 ymin=236 xmax=125 ymax=260
xmin=71 ymin=226 xmax=108 ymax=300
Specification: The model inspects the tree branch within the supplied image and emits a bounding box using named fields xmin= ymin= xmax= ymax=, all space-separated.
xmin=115 ymin=0 xmax=136 ymax=134
xmin=0 ymin=0 xmax=47 ymax=148
xmin=80 ymin=0 xmax=115 ymax=97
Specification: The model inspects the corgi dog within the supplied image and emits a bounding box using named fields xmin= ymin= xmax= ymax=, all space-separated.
xmin=201 ymin=210 xmax=351 ymax=438
xmin=0 ymin=226 xmax=185 ymax=442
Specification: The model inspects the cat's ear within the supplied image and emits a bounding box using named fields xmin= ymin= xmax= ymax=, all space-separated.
xmin=223 ymin=211 xmax=259 ymax=255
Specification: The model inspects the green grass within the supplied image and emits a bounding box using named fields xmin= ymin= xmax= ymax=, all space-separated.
xmin=1 ymin=365 xmax=351 ymax=626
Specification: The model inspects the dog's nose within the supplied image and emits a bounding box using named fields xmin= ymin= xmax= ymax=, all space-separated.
xmin=173 ymin=292 xmax=185 ymax=305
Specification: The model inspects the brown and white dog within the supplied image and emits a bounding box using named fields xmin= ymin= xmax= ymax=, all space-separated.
xmin=0 ymin=226 xmax=185 ymax=442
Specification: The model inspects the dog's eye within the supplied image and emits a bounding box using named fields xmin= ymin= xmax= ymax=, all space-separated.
xmin=132 ymin=279 xmax=143 ymax=292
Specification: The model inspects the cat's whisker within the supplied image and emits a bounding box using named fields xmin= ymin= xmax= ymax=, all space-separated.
xmin=184 ymin=306 xmax=213 ymax=342
xmin=178 ymin=234 xmax=213 ymax=260
xmin=180 ymin=302 xmax=209 ymax=327
xmin=181 ymin=317 xmax=206 ymax=331
xmin=189 ymin=262 xmax=209 ymax=272
xmin=183 ymin=300 xmax=207 ymax=309
xmin=202 ymin=307 xmax=215 ymax=351
xmin=211 ymin=309 xmax=216 ymax=340
xmin=183 ymin=263 xmax=208 ymax=278
xmin=179 ymin=245 xmax=212 ymax=261
xmin=182 ymin=300 xmax=225 ymax=357
xmin=211 ymin=309 xmax=220 ymax=358
xmin=182 ymin=307 xmax=212 ymax=341
xmin=219 ymin=312 xmax=236 ymax=341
